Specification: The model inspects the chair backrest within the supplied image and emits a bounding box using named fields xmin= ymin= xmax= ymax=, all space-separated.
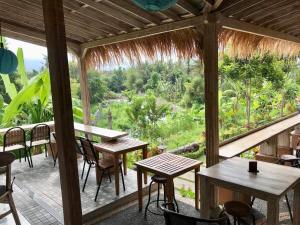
xmin=80 ymin=138 xmax=98 ymax=164
xmin=0 ymin=152 xmax=16 ymax=190
xmin=162 ymin=204 xmax=229 ymax=225
xmin=30 ymin=124 xmax=51 ymax=143
xmin=3 ymin=127 xmax=26 ymax=150
xmin=75 ymin=136 xmax=84 ymax=156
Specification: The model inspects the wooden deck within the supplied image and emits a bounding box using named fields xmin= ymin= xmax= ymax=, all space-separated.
xmin=0 ymin=154 xmax=151 ymax=225
xmin=219 ymin=114 xmax=300 ymax=159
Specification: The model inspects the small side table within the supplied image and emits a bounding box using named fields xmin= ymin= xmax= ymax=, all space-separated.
xmin=135 ymin=153 xmax=202 ymax=211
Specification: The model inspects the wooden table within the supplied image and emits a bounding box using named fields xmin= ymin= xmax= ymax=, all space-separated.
xmin=0 ymin=121 xmax=128 ymax=141
xmin=135 ymin=153 xmax=202 ymax=211
xmin=198 ymin=157 xmax=300 ymax=225
xmin=219 ymin=114 xmax=300 ymax=158
xmin=93 ymin=137 xmax=148 ymax=196
xmin=73 ymin=122 xmax=128 ymax=141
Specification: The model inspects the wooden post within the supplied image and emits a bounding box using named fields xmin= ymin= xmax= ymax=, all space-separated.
xmin=78 ymin=54 xmax=91 ymax=125
xmin=203 ymin=15 xmax=219 ymax=167
xmin=42 ymin=1 xmax=83 ymax=225
xmin=202 ymin=14 xmax=219 ymax=212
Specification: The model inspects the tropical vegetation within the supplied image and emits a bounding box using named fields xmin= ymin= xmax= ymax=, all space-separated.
xmin=1 ymin=43 xmax=300 ymax=162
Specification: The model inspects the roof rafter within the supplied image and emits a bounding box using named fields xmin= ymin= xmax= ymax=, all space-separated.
xmin=219 ymin=15 xmax=300 ymax=44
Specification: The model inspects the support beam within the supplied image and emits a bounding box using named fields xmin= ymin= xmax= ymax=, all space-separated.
xmin=42 ymin=1 xmax=83 ymax=225
xmin=204 ymin=15 xmax=219 ymax=167
xmin=78 ymin=54 xmax=91 ymax=125
xmin=219 ymin=15 xmax=300 ymax=44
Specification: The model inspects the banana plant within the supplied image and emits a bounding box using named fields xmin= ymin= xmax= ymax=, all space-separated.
xmin=0 ymin=47 xmax=83 ymax=127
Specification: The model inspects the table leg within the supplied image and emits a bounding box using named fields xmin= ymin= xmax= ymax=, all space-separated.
xmin=267 ymin=198 xmax=279 ymax=225
xmin=123 ymin=153 xmax=127 ymax=176
xmin=195 ymin=167 xmax=200 ymax=210
xmin=142 ymin=146 xmax=148 ymax=184
xmin=137 ymin=167 xmax=143 ymax=211
xmin=96 ymin=166 xmax=100 ymax=184
xmin=166 ymin=178 xmax=175 ymax=210
xmin=293 ymin=182 xmax=300 ymax=225
xmin=114 ymin=154 xmax=120 ymax=196
xmin=200 ymin=176 xmax=210 ymax=218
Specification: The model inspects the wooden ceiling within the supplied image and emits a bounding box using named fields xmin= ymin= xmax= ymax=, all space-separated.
xmin=0 ymin=0 xmax=300 ymax=55
xmin=217 ymin=0 xmax=300 ymax=38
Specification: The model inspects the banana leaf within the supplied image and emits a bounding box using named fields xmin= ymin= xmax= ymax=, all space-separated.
xmin=17 ymin=48 xmax=28 ymax=86
xmin=1 ymin=74 xmax=18 ymax=100
xmin=1 ymin=70 xmax=48 ymax=125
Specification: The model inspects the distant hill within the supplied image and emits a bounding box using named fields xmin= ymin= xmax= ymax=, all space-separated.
xmin=25 ymin=59 xmax=44 ymax=72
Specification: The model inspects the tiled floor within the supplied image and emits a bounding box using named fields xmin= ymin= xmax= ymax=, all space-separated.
xmin=0 ymin=154 xmax=148 ymax=225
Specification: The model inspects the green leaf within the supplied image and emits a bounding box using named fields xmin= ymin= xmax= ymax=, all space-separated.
xmin=1 ymin=71 xmax=47 ymax=125
xmin=17 ymin=48 xmax=28 ymax=86
xmin=0 ymin=74 xmax=18 ymax=100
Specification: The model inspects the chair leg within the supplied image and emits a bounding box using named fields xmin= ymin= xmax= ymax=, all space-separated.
xmin=81 ymin=160 xmax=86 ymax=180
xmin=26 ymin=147 xmax=33 ymax=168
xmin=250 ymin=197 xmax=256 ymax=207
xmin=163 ymin=183 xmax=166 ymax=204
xmin=119 ymin=164 xmax=126 ymax=191
xmin=107 ymin=170 xmax=112 ymax=183
xmin=173 ymin=185 xmax=179 ymax=213
xmin=95 ymin=170 xmax=104 ymax=202
xmin=18 ymin=149 xmax=21 ymax=163
xmin=48 ymin=143 xmax=56 ymax=167
xmin=157 ymin=183 xmax=160 ymax=207
xmin=8 ymin=193 xmax=21 ymax=225
xmin=285 ymin=194 xmax=293 ymax=223
xmin=144 ymin=181 xmax=154 ymax=219
xmin=44 ymin=144 xmax=48 ymax=157
xmin=82 ymin=164 xmax=91 ymax=192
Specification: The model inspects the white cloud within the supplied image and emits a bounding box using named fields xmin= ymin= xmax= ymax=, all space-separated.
xmin=6 ymin=38 xmax=47 ymax=60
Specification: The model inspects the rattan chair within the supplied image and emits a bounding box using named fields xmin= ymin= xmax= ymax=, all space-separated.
xmin=0 ymin=127 xmax=28 ymax=165
xmin=161 ymin=203 xmax=230 ymax=225
xmin=80 ymin=138 xmax=125 ymax=201
xmin=26 ymin=124 xmax=54 ymax=167
xmin=0 ymin=152 xmax=21 ymax=225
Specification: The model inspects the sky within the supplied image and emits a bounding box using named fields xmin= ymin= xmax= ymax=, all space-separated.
xmin=6 ymin=38 xmax=47 ymax=71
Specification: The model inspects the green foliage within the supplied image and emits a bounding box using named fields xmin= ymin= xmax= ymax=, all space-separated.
xmin=1 ymin=70 xmax=50 ymax=126
xmin=0 ymin=74 xmax=18 ymax=100
xmin=179 ymin=186 xmax=195 ymax=199
xmin=87 ymin=70 xmax=108 ymax=104
xmin=17 ymin=48 xmax=28 ymax=86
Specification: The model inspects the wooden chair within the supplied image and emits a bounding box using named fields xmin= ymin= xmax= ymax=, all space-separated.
xmin=0 ymin=127 xmax=28 ymax=165
xmin=161 ymin=203 xmax=230 ymax=225
xmin=26 ymin=124 xmax=54 ymax=167
xmin=73 ymin=136 xmax=87 ymax=179
xmin=224 ymin=201 xmax=255 ymax=225
xmin=79 ymin=138 xmax=125 ymax=201
xmin=0 ymin=152 xmax=21 ymax=225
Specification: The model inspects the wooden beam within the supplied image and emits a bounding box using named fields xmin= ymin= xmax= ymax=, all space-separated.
xmin=42 ymin=1 xmax=83 ymax=225
xmin=81 ymin=15 xmax=204 ymax=53
xmin=176 ymin=0 xmax=201 ymax=15
xmin=107 ymin=0 xmax=161 ymax=25
xmin=78 ymin=54 xmax=91 ymax=125
xmin=78 ymin=0 xmax=146 ymax=28
xmin=219 ymin=15 xmax=300 ymax=44
xmin=203 ymin=15 xmax=219 ymax=167
xmin=0 ymin=17 xmax=81 ymax=54
xmin=64 ymin=0 xmax=131 ymax=32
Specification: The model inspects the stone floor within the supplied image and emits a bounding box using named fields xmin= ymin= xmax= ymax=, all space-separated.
xmin=0 ymin=154 xmax=295 ymax=225
xmin=0 ymin=154 xmax=149 ymax=225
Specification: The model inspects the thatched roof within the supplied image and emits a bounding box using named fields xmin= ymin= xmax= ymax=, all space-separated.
xmin=85 ymin=28 xmax=203 ymax=69
xmin=85 ymin=28 xmax=300 ymax=69
xmin=219 ymin=30 xmax=300 ymax=59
